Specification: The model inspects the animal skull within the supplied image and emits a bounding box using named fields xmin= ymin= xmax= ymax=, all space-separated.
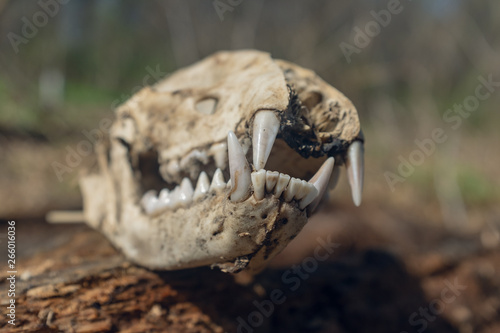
xmin=80 ymin=50 xmax=364 ymax=273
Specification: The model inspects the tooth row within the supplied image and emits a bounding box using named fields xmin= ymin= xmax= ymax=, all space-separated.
xmin=250 ymin=170 xmax=319 ymax=210
xmin=141 ymin=168 xmax=227 ymax=215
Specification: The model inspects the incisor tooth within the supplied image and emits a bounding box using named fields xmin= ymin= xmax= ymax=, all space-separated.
xmin=346 ymin=141 xmax=364 ymax=207
xmin=193 ymin=171 xmax=210 ymax=200
xmin=228 ymin=131 xmax=251 ymax=202
xmin=308 ymin=157 xmax=335 ymax=212
xmin=284 ymin=178 xmax=301 ymax=202
xmin=210 ymin=168 xmax=226 ymax=191
xmin=252 ymin=110 xmax=280 ymax=170
xmin=265 ymin=170 xmax=279 ymax=192
xmin=274 ymin=173 xmax=290 ymax=197
xmin=251 ymin=169 xmax=266 ymax=200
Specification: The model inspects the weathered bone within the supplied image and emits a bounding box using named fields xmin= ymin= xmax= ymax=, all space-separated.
xmin=80 ymin=50 xmax=362 ymax=273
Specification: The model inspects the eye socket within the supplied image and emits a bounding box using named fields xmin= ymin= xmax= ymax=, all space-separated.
xmin=302 ymin=91 xmax=323 ymax=112
xmin=195 ymin=97 xmax=218 ymax=115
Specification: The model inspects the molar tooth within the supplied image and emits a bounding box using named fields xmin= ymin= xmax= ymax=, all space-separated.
xmin=251 ymin=169 xmax=266 ymax=200
xmin=308 ymin=157 xmax=335 ymax=212
xmin=180 ymin=149 xmax=209 ymax=169
xmin=179 ymin=178 xmax=194 ymax=204
xmin=252 ymin=110 xmax=280 ymax=170
xmin=346 ymin=141 xmax=364 ymax=207
xmin=274 ymin=173 xmax=290 ymax=197
xmin=227 ymin=131 xmax=251 ymax=202
xmin=166 ymin=159 xmax=180 ymax=176
xmin=284 ymin=178 xmax=301 ymax=202
xmin=265 ymin=170 xmax=279 ymax=192
xmin=170 ymin=186 xmax=184 ymax=208
xmin=210 ymin=168 xmax=226 ymax=191
xmin=193 ymin=171 xmax=210 ymax=200
xmin=141 ymin=190 xmax=158 ymax=214
xmin=156 ymin=188 xmax=172 ymax=210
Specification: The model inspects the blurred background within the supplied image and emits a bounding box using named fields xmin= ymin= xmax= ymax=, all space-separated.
xmin=1 ymin=0 xmax=499 ymax=332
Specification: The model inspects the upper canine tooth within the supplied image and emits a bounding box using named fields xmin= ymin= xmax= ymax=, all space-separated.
xmin=193 ymin=171 xmax=210 ymax=200
xmin=251 ymin=169 xmax=266 ymax=200
xmin=210 ymin=168 xmax=226 ymax=191
xmin=308 ymin=157 xmax=335 ymax=212
xmin=179 ymin=178 xmax=194 ymax=204
xmin=274 ymin=173 xmax=290 ymax=197
xmin=284 ymin=178 xmax=301 ymax=202
xmin=227 ymin=131 xmax=251 ymax=202
xmin=265 ymin=170 xmax=279 ymax=192
xmin=252 ymin=110 xmax=280 ymax=170
xmin=346 ymin=141 xmax=364 ymax=207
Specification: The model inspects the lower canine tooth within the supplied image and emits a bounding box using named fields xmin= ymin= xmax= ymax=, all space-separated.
xmin=299 ymin=183 xmax=319 ymax=209
xmin=274 ymin=173 xmax=290 ymax=197
xmin=265 ymin=170 xmax=279 ymax=192
xmin=251 ymin=169 xmax=266 ymax=200
xmin=227 ymin=131 xmax=251 ymax=202
xmin=308 ymin=157 xmax=335 ymax=212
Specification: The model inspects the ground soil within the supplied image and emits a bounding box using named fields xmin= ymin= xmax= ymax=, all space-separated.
xmin=0 ymin=204 xmax=499 ymax=333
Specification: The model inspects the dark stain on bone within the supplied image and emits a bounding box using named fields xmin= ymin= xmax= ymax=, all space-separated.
xmin=195 ymin=238 xmax=207 ymax=251
xmin=211 ymin=217 xmax=225 ymax=236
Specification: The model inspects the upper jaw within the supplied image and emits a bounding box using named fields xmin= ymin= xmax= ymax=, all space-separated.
xmin=140 ymin=109 xmax=364 ymax=216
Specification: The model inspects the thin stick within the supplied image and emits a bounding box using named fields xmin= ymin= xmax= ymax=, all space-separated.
xmin=46 ymin=210 xmax=85 ymax=224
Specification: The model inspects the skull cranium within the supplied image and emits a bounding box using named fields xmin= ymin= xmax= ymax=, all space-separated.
xmin=80 ymin=50 xmax=363 ymax=273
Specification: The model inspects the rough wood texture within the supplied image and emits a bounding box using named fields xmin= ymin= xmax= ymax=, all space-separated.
xmin=1 ymin=209 xmax=499 ymax=332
